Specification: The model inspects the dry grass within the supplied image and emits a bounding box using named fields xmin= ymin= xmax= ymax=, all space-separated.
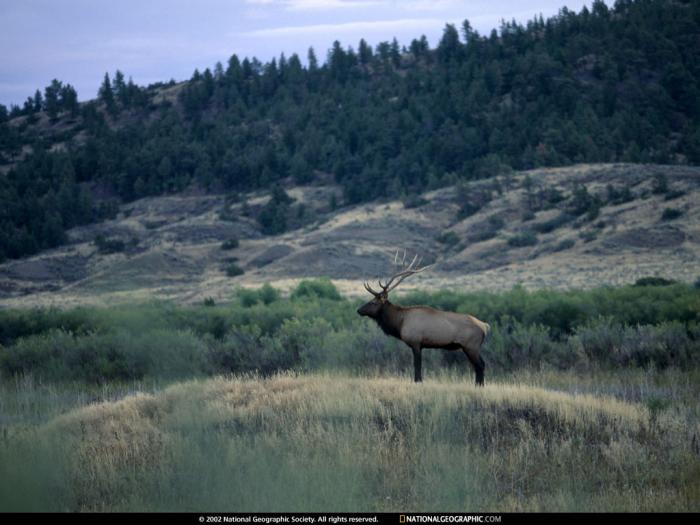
xmin=2 ymin=372 xmax=698 ymax=512
xmin=2 ymin=163 xmax=699 ymax=308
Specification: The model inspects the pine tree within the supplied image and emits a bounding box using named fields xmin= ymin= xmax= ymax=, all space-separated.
xmin=358 ymin=39 xmax=372 ymax=65
xmin=33 ymin=89 xmax=43 ymax=112
xmin=438 ymin=24 xmax=462 ymax=63
xmin=113 ymin=70 xmax=126 ymax=106
xmin=307 ymin=47 xmax=318 ymax=71
xmin=60 ymin=84 xmax=79 ymax=116
xmin=99 ymin=72 xmax=117 ymax=114
xmin=44 ymin=79 xmax=62 ymax=120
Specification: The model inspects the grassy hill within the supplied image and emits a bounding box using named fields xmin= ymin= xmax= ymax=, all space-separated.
xmin=1 ymin=372 xmax=698 ymax=511
xmin=1 ymin=162 xmax=698 ymax=307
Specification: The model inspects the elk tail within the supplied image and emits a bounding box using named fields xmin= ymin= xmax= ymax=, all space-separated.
xmin=480 ymin=322 xmax=491 ymax=347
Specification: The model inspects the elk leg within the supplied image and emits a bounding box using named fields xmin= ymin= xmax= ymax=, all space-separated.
xmin=412 ymin=346 xmax=423 ymax=383
xmin=463 ymin=348 xmax=485 ymax=387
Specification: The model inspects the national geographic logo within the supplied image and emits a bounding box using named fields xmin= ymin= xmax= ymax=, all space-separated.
xmin=400 ymin=516 xmax=501 ymax=523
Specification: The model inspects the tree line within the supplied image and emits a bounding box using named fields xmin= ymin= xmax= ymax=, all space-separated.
xmin=1 ymin=0 xmax=699 ymax=261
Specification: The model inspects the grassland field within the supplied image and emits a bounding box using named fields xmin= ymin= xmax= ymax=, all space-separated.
xmin=0 ymin=280 xmax=699 ymax=512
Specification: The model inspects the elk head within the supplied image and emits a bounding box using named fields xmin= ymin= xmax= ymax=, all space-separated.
xmin=357 ymin=250 xmax=432 ymax=319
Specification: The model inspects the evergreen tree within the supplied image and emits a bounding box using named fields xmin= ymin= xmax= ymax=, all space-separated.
xmin=44 ymin=79 xmax=62 ymax=120
xmin=99 ymin=72 xmax=116 ymax=114
xmin=33 ymin=90 xmax=43 ymax=112
xmin=113 ymin=70 xmax=127 ymax=105
xmin=358 ymin=39 xmax=372 ymax=65
xmin=60 ymin=84 xmax=79 ymax=116
xmin=438 ymin=24 xmax=462 ymax=63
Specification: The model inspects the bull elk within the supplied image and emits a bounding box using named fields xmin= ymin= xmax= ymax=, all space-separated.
xmin=357 ymin=252 xmax=490 ymax=385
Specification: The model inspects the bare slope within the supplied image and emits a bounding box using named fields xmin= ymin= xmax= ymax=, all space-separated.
xmin=1 ymin=163 xmax=699 ymax=307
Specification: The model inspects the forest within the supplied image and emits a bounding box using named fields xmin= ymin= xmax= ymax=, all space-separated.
xmin=1 ymin=0 xmax=699 ymax=261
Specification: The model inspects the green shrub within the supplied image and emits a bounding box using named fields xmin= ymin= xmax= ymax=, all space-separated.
xmin=661 ymin=208 xmax=683 ymax=221
xmin=553 ymin=239 xmax=575 ymax=252
xmin=225 ymin=263 xmax=244 ymax=277
xmin=221 ymin=238 xmax=239 ymax=250
xmin=532 ymin=213 xmax=573 ymax=233
xmin=437 ymin=231 xmax=460 ymax=246
xmin=568 ymin=185 xmax=601 ymax=220
xmin=93 ymin=234 xmax=126 ymax=254
xmin=237 ymin=284 xmax=280 ymax=307
xmin=606 ymin=184 xmax=634 ymax=205
xmin=0 ymin=328 xmax=207 ymax=382
xmin=487 ymin=320 xmax=570 ymax=370
xmin=579 ymin=230 xmax=597 ymax=243
xmin=402 ymin=195 xmax=428 ymax=209
xmin=664 ymin=189 xmax=685 ymax=201
xmin=291 ymin=278 xmax=341 ymax=301
xmin=634 ymin=277 xmax=676 ymax=287
xmin=652 ymin=173 xmax=668 ymax=194
xmin=1 ymin=283 xmax=698 ymax=382
xmin=507 ymin=231 xmax=538 ymax=247
xmin=570 ymin=318 xmax=695 ymax=369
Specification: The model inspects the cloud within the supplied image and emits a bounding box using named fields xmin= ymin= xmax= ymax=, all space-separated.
xmin=245 ymin=0 xmax=380 ymax=11
xmin=242 ymin=17 xmax=445 ymax=38
xmin=396 ymin=0 xmax=462 ymax=11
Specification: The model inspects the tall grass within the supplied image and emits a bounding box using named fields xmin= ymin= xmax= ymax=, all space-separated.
xmin=0 ymin=282 xmax=698 ymax=511
xmin=0 ymin=373 xmax=698 ymax=512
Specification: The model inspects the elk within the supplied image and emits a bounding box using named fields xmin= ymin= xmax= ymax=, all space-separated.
xmin=357 ymin=252 xmax=490 ymax=385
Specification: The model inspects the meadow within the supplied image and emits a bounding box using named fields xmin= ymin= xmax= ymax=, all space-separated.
xmin=0 ymin=280 xmax=699 ymax=511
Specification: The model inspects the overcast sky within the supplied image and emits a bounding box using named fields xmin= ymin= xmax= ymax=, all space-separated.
xmin=1 ymin=0 xmax=601 ymax=107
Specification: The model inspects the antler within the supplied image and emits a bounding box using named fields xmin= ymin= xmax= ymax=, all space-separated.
xmin=363 ymin=250 xmax=432 ymax=296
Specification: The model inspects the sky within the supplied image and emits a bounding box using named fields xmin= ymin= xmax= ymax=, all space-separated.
xmin=0 ymin=0 xmax=601 ymax=107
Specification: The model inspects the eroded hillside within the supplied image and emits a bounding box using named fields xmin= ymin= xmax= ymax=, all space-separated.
xmin=0 ymin=163 xmax=698 ymax=307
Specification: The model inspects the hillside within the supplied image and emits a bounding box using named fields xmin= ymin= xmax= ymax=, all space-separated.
xmin=0 ymin=163 xmax=697 ymax=307
xmin=1 ymin=0 xmax=700 ymax=264
xmin=1 ymin=372 xmax=696 ymax=511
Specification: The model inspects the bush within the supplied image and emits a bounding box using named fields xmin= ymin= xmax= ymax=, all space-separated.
xmin=93 ymin=234 xmax=126 ymax=255
xmin=571 ymin=318 xmax=695 ymax=369
xmin=291 ymin=278 xmax=341 ymax=301
xmin=1 ymin=283 xmax=698 ymax=382
xmin=568 ymin=185 xmax=601 ymax=220
xmin=634 ymin=277 xmax=676 ymax=287
xmin=437 ymin=231 xmax=460 ymax=246
xmin=532 ymin=213 xmax=573 ymax=233
xmin=508 ymin=231 xmax=538 ymax=247
xmin=661 ymin=208 xmax=683 ymax=221
xmin=237 ymin=284 xmax=280 ymax=307
xmin=579 ymin=230 xmax=597 ymax=243
xmin=664 ymin=189 xmax=685 ymax=201
xmin=553 ymin=239 xmax=575 ymax=252
xmin=652 ymin=173 xmax=668 ymax=194
xmin=456 ymin=183 xmax=491 ymax=219
xmin=221 ymin=238 xmax=239 ymax=250
xmin=487 ymin=320 xmax=570 ymax=370
xmin=0 ymin=328 xmax=207 ymax=382
xmin=402 ymin=195 xmax=428 ymax=209
xmin=606 ymin=184 xmax=634 ymax=205
xmin=225 ymin=263 xmax=244 ymax=277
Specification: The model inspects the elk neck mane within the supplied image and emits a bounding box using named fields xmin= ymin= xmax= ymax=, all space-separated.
xmin=374 ymin=301 xmax=405 ymax=339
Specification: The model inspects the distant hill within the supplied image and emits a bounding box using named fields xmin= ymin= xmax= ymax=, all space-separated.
xmin=1 ymin=0 xmax=699 ymax=263
xmin=1 ymin=163 xmax=698 ymax=307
